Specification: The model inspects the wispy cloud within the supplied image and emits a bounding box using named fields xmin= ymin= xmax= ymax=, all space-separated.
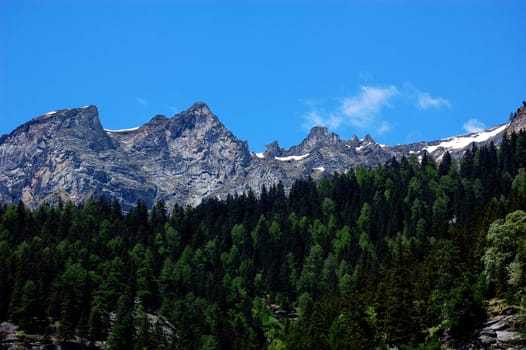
xmin=136 ymin=97 xmax=148 ymax=106
xmin=342 ymin=85 xmax=399 ymax=128
xmin=416 ymin=91 xmax=451 ymax=110
xmin=303 ymin=85 xmax=399 ymax=134
xmin=304 ymin=111 xmax=343 ymax=130
xmin=463 ymin=118 xmax=486 ymax=133
xmin=303 ymin=84 xmax=452 ymax=136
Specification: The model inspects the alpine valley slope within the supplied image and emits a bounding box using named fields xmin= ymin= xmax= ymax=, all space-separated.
xmin=1 ymin=102 xmax=525 ymax=210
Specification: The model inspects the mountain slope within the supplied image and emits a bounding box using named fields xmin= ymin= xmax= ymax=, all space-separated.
xmin=0 ymin=106 xmax=156 ymax=207
xmin=1 ymin=102 xmax=524 ymax=209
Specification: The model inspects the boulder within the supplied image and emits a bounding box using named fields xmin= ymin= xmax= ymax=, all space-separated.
xmin=496 ymin=330 xmax=521 ymax=343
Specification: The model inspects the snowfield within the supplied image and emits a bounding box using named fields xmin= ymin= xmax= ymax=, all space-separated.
xmin=424 ymin=123 xmax=508 ymax=154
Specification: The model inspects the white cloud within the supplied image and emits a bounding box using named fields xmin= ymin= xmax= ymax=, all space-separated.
xmin=341 ymin=85 xmax=399 ymax=128
xmin=302 ymin=84 xmax=451 ymax=138
xmin=303 ymin=110 xmax=343 ymax=130
xmin=416 ymin=91 xmax=451 ymax=110
xmin=303 ymin=85 xmax=398 ymax=134
xmin=463 ymin=118 xmax=486 ymax=133
xmin=136 ymin=97 xmax=148 ymax=106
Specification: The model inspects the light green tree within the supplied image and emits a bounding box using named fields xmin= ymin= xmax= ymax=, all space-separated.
xmin=482 ymin=210 xmax=526 ymax=297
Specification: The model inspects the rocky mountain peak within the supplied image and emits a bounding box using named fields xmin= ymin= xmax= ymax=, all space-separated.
xmin=187 ymin=101 xmax=212 ymax=114
xmin=179 ymin=101 xmax=217 ymax=125
xmin=165 ymin=101 xmax=224 ymax=136
xmin=151 ymin=114 xmax=168 ymax=122
xmin=308 ymin=126 xmax=329 ymax=137
xmin=346 ymin=135 xmax=360 ymax=148
xmin=507 ymin=101 xmax=526 ymax=136
xmin=4 ymin=105 xmax=112 ymax=152
xmin=1 ymin=101 xmax=522 ymax=210
xmin=288 ymin=126 xmax=342 ymax=155
xmin=11 ymin=105 xmax=97 ymax=133
xmin=305 ymin=126 xmax=340 ymax=144
xmin=363 ymin=134 xmax=375 ymax=144
xmin=263 ymin=141 xmax=282 ymax=158
xmin=132 ymin=114 xmax=167 ymax=134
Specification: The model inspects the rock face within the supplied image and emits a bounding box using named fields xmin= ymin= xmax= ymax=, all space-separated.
xmin=104 ymin=102 xmax=252 ymax=207
xmin=507 ymin=101 xmax=526 ymax=136
xmin=0 ymin=102 xmax=524 ymax=210
xmin=0 ymin=106 xmax=156 ymax=209
xmin=471 ymin=300 xmax=525 ymax=349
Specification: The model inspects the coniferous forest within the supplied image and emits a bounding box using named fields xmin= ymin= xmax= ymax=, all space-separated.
xmin=1 ymin=131 xmax=526 ymax=349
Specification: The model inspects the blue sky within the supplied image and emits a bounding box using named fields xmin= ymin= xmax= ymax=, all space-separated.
xmin=1 ymin=0 xmax=524 ymax=152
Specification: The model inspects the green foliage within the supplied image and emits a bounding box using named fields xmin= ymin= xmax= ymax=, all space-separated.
xmin=482 ymin=210 xmax=526 ymax=298
xmin=107 ymin=290 xmax=134 ymax=350
xmin=1 ymin=131 xmax=526 ymax=348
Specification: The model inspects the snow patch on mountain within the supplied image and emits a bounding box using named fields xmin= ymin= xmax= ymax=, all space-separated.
xmin=275 ymin=153 xmax=310 ymax=161
xmin=356 ymin=145 xmax=367 ymax=152
xmin=105 ymin=126 xmax=140 ymax=133
xmin=424 ymin=123 xmax=508 ymax=154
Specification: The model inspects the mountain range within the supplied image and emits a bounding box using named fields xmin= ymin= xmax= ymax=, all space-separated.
xmin=1 ymin=102 xmax=525 ymax=210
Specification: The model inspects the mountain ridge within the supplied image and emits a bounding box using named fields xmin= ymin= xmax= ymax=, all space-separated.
xmin=1 ymin=101 xmax=525 ymax=210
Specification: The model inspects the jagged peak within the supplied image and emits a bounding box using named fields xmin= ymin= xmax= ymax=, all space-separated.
xmin=149 ymin=114 xmax=168 ymax=124
xmin=76 ymin=105 xmax=98 ymax=112
xmin=1 ymin=104 xmax=115 ymax=154
xmin=278 ymin=126 xmax=342 ymax=156
xmin=508 ymin=101 xmax=526 ymax=136
xmin=173 ymin=102 xmax=221 ymax=125
xmin=187 ymin=101 xmax=212 ymax=114
xmin=307 ymin=126 xmax=329 ymax=137
xmin=35 ymin=105 xmax=98 ymax=120
xmin=264 ymin=141 xmax=283 ymax=157
xmin=8 ymin=105 xmax=101 ymax=137
xmin=343 ymin=135 xmax=360 ymax=148
xmin=304 ymin=126 xmax=340 ymax=143
xmin=363 ymin=134 xmax=375 ymax=143
xmin=49 ymin=104 xmax=97 ymax=114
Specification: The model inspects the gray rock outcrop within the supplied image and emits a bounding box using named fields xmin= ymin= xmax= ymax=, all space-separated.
xmin=472 ymin=304 xmax=524 ymax=349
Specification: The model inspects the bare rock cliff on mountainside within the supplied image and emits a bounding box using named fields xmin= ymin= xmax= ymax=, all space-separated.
xmin=0 ymin=101 xmax=524 ymax=210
